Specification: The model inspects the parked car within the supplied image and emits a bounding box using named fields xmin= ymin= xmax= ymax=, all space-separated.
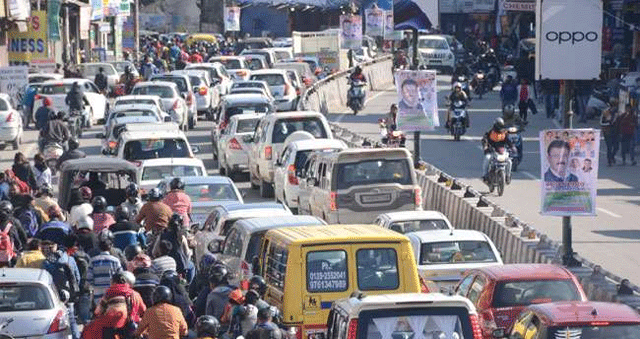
xmin=150 ymin=73 xmax=197 ymax=129
xmin=131 ymin=81 xmax=188 ymax=130
xmin=248 ymin=111 xmax=332 ymax=197
xmin=0 ymin=93 xmax=23 ymax=150
xmin=274 ymin=138 xmax=347 ymax=213
xmin=217 ymin=113 xmax=264 ymax=179
xmin=375 ymin=211 xmax=454 ymax=233
xmin=454 ymin=264 xmax=588 ymax=339
xmin=35 ymin=79 xmax=109 ymax=126
xmin=208 ymin=56 xmax=251 ymax=81
xmin=78 ymin=62 xmax=119 ymax=91
xmin=249 ymin=69 xmax=299 ymax=111
xmin=508 ymin=301 xmax=640 ymax=339
xmin=139 ymin=157 xmax=207 ymax=190
xmin=407 ymin=229 xmax=503 ymax=290
xmin=0 ymin=268 xmax=72 ymax=339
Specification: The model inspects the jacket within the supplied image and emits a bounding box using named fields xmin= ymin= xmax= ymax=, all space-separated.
xmin=43 ymin=119 xmax=70 ymax=144
xmin=516 ymin=84 xmax=533 ymax=102
xmin=205 ymin=285 xmax=234 ymax=320
xmin=134 ymin=302 xmax=188 ymax=339
xmin=65 ymin=89 xmax=84 ymax=111
xmin=95 ymin=283 xmax=146 ymax=323
xmin=12 ymin=163 xmax=37 ymax=190
xmin=35 ymin=106 xmax=52 ymax=131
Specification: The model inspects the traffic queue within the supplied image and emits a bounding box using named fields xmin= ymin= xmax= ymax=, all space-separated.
xmin=1 ymin=32 xmax=639 ymax=339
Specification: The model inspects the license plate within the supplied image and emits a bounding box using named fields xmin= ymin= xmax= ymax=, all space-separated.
xmin=361 ymin=194 xmax=391 ymax=203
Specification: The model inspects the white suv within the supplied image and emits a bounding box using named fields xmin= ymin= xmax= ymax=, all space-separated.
xmin=415 ymin=35 xmax=455 ymax=73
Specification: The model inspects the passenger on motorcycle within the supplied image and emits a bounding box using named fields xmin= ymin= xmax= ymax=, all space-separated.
xmin=40 ymin=111 xmax=70 ymax=152
xmin=162 ymin=177 xmax=192 ymax=228
xmin=120 ymin=66 xmax=136 ymax=95
xmin=57 ymin=138 xmax=86 ymax=170
xmin=451 ymin=62 xmax=468 ymax=83
xmin=445 ymin=83 xmax=470 ymax=129
xmin=349 ymin=66 xmax=366 ymax=83
xmin=35 ymin=97 xmax=54 ymax=131
xmin=481 ymin=118 xmax=513 ymax=182
xmin=65 ymin=82 xmax=84 ymax=114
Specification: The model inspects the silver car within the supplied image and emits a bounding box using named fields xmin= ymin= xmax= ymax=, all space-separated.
xmin=131 ymin=82 xmax=188 ymax=131
xmin=217 ymin=113 xmax=264 ymax=179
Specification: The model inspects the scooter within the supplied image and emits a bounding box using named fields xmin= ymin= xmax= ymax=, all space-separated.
xmin=473 ymin=70 xmax=487 ymax=99
xmin=347 ymin=78 xmax=366 ymax=115
xmin=43 ymin=142 xmax=64 ymax=176
xmin=450 ymin=101 xmax=468 ymax=141
xmin=378 ymin=119 xmax=406 ymax=147
xmin=485 ymin=146 xmax=510 ymax=196
xmin=507 ymin=126 xmax=523 ymax=172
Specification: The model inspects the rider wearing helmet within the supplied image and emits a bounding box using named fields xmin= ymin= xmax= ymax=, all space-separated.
xmin=110 ymin=205 xmax=146 ymax=251
xmin=196 ymin=315 xmax=220 ymax=339
xmin=481 ymin=118 xmax=514 ymax=182
xmin=205 ymin=264 xmax=234 ymax=320
xmin=135 ymin=188 xmax=172 ymax=234
xmin=162 ymin=177 xmax=192 ymax=229
xmin=134 ymin=285 xmax=188 ymax=339
xmin=249 ymin=275 xmax=271 ymax=311
xmin=445 ymin=83 xmax=470 ymax=130
xmin=349 ymin=66 xmax=366 ymax=82
xmin=57 ymin=138 xmax=86 ymax=170
xmin=120 ymin=183 xmax=143 ymax=220
xmin=91 ymin=196 xmax=115 ymax=233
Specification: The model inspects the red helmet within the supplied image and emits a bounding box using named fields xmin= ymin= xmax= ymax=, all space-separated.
xmin=43 ymin=97 xmax=52 ymax=107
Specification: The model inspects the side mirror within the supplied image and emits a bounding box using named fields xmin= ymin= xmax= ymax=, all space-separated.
xmin=164 ymin=116 xmax=172 ymax=122
xmin=242 ymin=135 xmax=253 ymax=143
xmin=59 ymin=289 xmax=70 ymax=303
xmin=207 ymin=238 xmax=223 ymax=253
xmin=191 ymin=145 xmax=200 ymax=154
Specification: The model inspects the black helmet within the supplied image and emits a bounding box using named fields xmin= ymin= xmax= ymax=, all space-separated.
xmin=115 ymin=205 xmax=130 ymax=221
xmin=148 ymin=188 xmax=162 ymax=201
xmin=168 ymin=213 xmax=183 ymax=229
xmin=0 ymin=201 xmax=12 ymax=220
xmin=208 ymin=264 xmax=229 ymax=285
xmin=249 ymin=275 xmax=267 ymax=296
xmin=92 ymin=196 xmax=107 ymax=212
xmin=245 ymin=289 xmax=260 ymax=305
xmin=124 ymin=244 xmax=142 ymax=261
xmin=125 ymin=183 xmax=139 ymax=198
xmin=196 ymin=315 xmax=220 ymax=337
xmin=68 ymin=138 xmax=79 ymax=150
xmin=169 ymin=177 xmax=184 ymax=190
xmin=98 ymin=229 xmax=114 ymax=243
xmin=355 ymin=66 xmax=362 ymax=73
xmin=493 ymin=117 xmax=505 ymax=130
xmin=153 ymin=285 xmax=173 ymax=304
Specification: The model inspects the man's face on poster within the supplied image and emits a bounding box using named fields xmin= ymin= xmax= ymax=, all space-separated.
xmin=385 ymin=14 xmax=393 ymax=29
xmin=548 ymin=143 xmax=570 ymax=177
xmin=401 ymin=81 xmax=419 ymax=107
xmin=227 ymin=9 xmax=237 ymax=21
xmin=342 ymin=20 xmax=352 ymax=36
xmin=368 ymin=11 xmax=382 ymax=27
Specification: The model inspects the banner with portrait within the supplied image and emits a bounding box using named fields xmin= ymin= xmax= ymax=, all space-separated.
xmin=224 ymin=6 xmax=241 ymax=32
xmin=365 ymin=8 xmax=384 ymax=37
xmin=539 ymin=129 xmax=600 ymax=216
xmin=394 ymin=70 xmax=439 ymax=132
xmin=340 ymin=14 xmax=362 ymax=49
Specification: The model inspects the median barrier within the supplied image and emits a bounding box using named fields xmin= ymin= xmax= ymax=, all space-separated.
xmin=299 ymin=55 xmax=640 ymax=308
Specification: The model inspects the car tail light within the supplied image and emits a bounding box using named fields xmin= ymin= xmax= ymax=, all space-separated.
xmin=347 ymin=319 xmax=358 ymax=339
xmin=108 ymin=141 xmax=118 ymax=149
xmin=5 ymin=113 xmax=13 ymax=123
xmin=47 ymin=310 xmax=68 ymax=333
xmin=172 ymin=100 xmax=179 ymax=110
xmin=414 ymin=187 xmax=422 ymax=207
xmin=186 ymin=93 xmax=194 ymax=105
xmin=288 ymin=164 xmax=298 ymax=185
xmin=229 ymin=138 xmax=242 ymax=150
xmin=264 ymin=146 xmax=272 ymax=160
xmin=469 ymin=314 xmax=483 ymax=339
xmin=329 ymin=192 xmax=337 ymax=211
xmin=199 ymin=87 xmax=208 ymax=95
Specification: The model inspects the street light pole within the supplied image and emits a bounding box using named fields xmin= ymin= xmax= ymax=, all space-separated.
xmin=561 ymin=79 xmax=581 ymax=267
xmin=411 ymin=27 xmax=422 ymax=168
xmin=133 ymin=0 xmax=140 ymax=60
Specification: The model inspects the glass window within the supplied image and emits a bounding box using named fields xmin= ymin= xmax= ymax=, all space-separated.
xmin=336 ymin=159 xmax=412 ymax=190
xmin=456 ymin=274 xmax=475 ymax=297
xmin=152 ymin=77 xmax=188 ymax=93
xmin=141 ymin=165 xmax=203 ymax=181
xmin=251 ymin=74 xmax=285 ymax=86
xmin=418 ymin=38 xmax=448 ymax=50
xmin=467 ymin=278 xmax=485 ymax=305
xmin=492 ymin=279 xmax=582 ymax=308
xmin=236 ymin=119 xmax=259 ymax=133
xmin=245 ymin=233 xmax=265 ymax=262
xmin=189 ymin=76 xmax=202 ymax=86
xmin=116 ymin=99 xmax=157 ymax=106
xmin=356 ymin=248 xmax=399 ymax=290
xmin=389 ymin=219 xmax=450 ymax=233
xmin=123 ymin=138 xmax=190 ymax=160
xmin=211 ymin=59 xmax=242 ymax=69
xmin=246 ymin=58 xmax=265 ymax=70
xmin=0 ymin=99 xmax=8 ymax=111
xmin=184 ymin=183 xmax=239 ymax=202
xmin=363 ymin=314 xmax=468 ymax=339
xmin=0 ymin=284 xmax=54 ymax=311
xmin=306 ymin=250 xmax=348 ymax=292
xmin=272 ymin=117 xmax=327 ymax=143
xmin=132 ymin=86 xmax=175 ymax=98
xmin=547 ymin=325 xmax=640 ymax=339
xmin=40 ymin=84 xmax=73 ymax=94
xmin=222 ymin=229 xmax=243 ymax=257
xmin=419 ymin=241 xmax=498 ymax=265
xmin=266 ymin=244 xmax=288 ymax=290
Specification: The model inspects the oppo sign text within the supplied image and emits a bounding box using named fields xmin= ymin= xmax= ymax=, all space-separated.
xmin=545 ymin=31 xmax=598 ymax=45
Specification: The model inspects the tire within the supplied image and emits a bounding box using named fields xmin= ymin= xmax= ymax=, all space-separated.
xmin=86 ymin=109 xmax=93 ymax=128
xmin=497 ymin=170 xmax=505 ymax=196
xmin=260 ymin=179 xmax=274 ymax=198
xmin=454 ymin=133 xmax=460 ymax=141
xmin=12 ymin=135 xmax=20 ymax=150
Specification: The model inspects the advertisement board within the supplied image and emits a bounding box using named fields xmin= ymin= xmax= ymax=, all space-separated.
xmin=7 ymin=11 xmax=48 ymax=64
xmin=224 ymin=6 xmax=241 ymax=32
xmin=340 ymin=15 xmax=362 ymax=49
xmin=365 ymin=8 xmax=384 ymax=37
xmin=536 ymin=0 xmax=602 ymax=79
xmin=394 ymin=70 xmax=439 ymax=132
xmin=91 ymin=0 xmax=103 ymax=20
xmin=539 ymin=129 xmax=600 ymax=216
xmin=0 ymin=66 xmax=29 ymax=107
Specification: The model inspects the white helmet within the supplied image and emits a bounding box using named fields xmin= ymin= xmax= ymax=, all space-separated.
xmin=76 ymin=215 xmax=94 ymax=231
xmin=122 ymin=271 xmax=136 ymax=286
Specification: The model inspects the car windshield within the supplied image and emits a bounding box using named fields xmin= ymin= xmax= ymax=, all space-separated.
xmin=132 ymin=86 xmax=175 ymax=98
xmin=419 ymin=240 xmax=497 ymax=265
xmin=212 ymin=59 xmax=242 ymax=69
xmin=492 ymin=279 xmax=582 ymax=308
xmin=336 ymin=159 xmax=412 ymax=190
xmin=123 ymin=138 xmax=190 ymax=160
xmin=141 ymin=165 xmax=204 ymax=180
xmin=389 ymin=219 xmax=450 ymax=233
xmin=251 ymin=74 xmax=285 ymax=86
xmin=236 ymin=119 xmax=259 ymax=133
xmin=110 ymin=110 xmax=156 ymax=120
xmin=246 ymin=58 xmax=265 ymax=70
xmin=547 ymin=325 xmax=640 ymax=339
xmin=233 ymin=82 xmax=265 ymax=90
xmin=360 ymin=310 xmax=471 ymax=339
xmin=184 ymin=183 xmax=239 ymax=202
xmin=272 ymin=117 xmax=327 ymax=143
xmin=153 ymin=77 xmax=188 ymax=93
xmin=40 ymin=84 xmax=73 ymax=94
xmin=0 ymin=284 xmax=54 ymax=311
xmin=112 ymin=62 xmax=134 ymax=73
xmin=116 ymin=99 xmax=157 ymax=107
xmin=81 ymin=64 xmax=116 ymax=76
xmin=419 ymin=38 xmax=448 ymax=49
xmin=0 ymin=99 xmax=8 ymax=111
xmin=189 ymin=67 xmax=219 ymax=80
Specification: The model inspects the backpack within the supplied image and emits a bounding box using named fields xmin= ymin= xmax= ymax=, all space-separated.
xmin=0 ymin=222 xmax=15 ymax=263
xmin=16 ymin=207 xmax=39 ymax=238
xmin=43 ymin=251 xmax=79 ymax=301
xmin=72 ymin=250 xmax=91 ymax=293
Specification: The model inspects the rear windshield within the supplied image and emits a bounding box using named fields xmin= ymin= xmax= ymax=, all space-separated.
xmin=251 ymin=74 xmax=285 ymax=86
xmin=547 ymin=325 xmax=640 ymax=339
xmin=272 ymin=117 xmax=327 ymax=143
xmin=226 ymin=104 xmax=270 ymax=119
xmin=356 ymin=248 xmax=399 ymax=290
xmin=246 ymin=58 xmax=265 ymax=70
xmin=0 ymin=99 xmax=8 ymax=111
xmin=152 ymin=77 xmax=188 ymax=93
xmin=336 ymin=159 xmax=412 ymax=190
xmin=132 ymin=86 xmax=174 ymax=98
xmin=274 ymin=51 xmax=291 ymax=60
xmin=357 ymin=308 xmax=472 ymax=339
xmin=188 ymin=76 xmax=202 ymax=86
xmin=116 ymin=99 xmax=157 ymax=106
xmin=419 ymin=240 xmax=498 ymax=265
xmin=236 ymin=119 xmax=259 ymax=133
xmin=189 ymin=67 xmax=218 ymax=80
xmin=110 ymin=110 xmax=156 ymax=120
xmin=492 ymin=279 xmax=582 ymax=308
xmin=213 ymin=59 xmax=242 ymax=69
xmin=0 ymin=284 xmax=53 ymax=311
xmin=233 ymin=82 xmax=265 ymax=90
xmin=389 ymin=219 xmax=450 ymax=233
xmin=245 ymin=232 xmax=265 ymax=262
xmin=184 ymin=183 xmax=238 ymax=202
xmin=41 ymin=84 xmax=73 ymax=94
xmin=123 ymin=138 xmax=190 ymax=160
xmin=81 ymin=64 xmax=116 ymax=76
xmin=307 ymin=250 xmax=348 ymax=292
xmin=141 ymin=165 xmax=204 ymax=181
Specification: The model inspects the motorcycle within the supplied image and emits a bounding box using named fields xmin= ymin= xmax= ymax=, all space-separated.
xmin=378 ymin=118 xmax=406 ymax=147
xmin=65 ymin=110 xmax=84 ymax=138
xmin=473 ymin=70 xmax=487 ymax=99
xmin=43 ymin=142 xmax=64 ymax=176
xmin=507 ymin=126 xmax=523 ymax=172
xmin=347 ymin=78 xmax=366 ymax=115
xmin=452 ymin=75 xmax=471 ymax=98
xmin=486 ymin=61 xmax=499 ymax=90
xmin=449 ymin=101 xmax=468 ymax=141
xmin=485 ymin=146 xmax=510 ymax=196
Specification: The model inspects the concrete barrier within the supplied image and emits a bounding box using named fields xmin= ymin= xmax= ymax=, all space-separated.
xmin=298 ymin=55 xmax=640 ymax=309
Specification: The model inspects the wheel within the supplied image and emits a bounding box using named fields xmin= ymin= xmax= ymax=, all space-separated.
xmin=86 ymin=109 xmax=93 ymax=128
xmin=260 ymin=179 xmax=274 ymax=198
xmin=454 ymin=133 xmax=460 ymax=141
xmin=12 ymin=135 xmax=20 ymax=150
xmin=497 ymin=171 xmax=505 ymax=196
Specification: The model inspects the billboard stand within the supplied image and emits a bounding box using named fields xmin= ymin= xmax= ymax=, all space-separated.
xmin=410 ymin=28 xmax=422 ymax=168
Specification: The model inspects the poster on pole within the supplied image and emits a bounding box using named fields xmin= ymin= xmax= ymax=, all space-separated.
xmin=394 ymin=70 xmax=439 ymax=132
xmin=539 ymin=129 xmax=600 ymax=216
xmin=224 ymin=6 xmax=240 ymax=32
xmin=340 ymin=15 xmax=362 ymax=50
xmin=47 ymin=0 xmax=61 ymax=41
xmin=0 ymin=66 xmax=29 ymax=107
xmin=365 ymin=8 xmax=384 ymax=37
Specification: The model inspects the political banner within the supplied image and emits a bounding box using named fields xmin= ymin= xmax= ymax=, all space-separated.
xmin=394 ymin=70 xmax=439 ymax=132
xmin=80 ymin=6 xmax=92 ymax=39
xmin=224 ymin=6 xmax=241 ymax=32
xmin=91 ymin=0 xmax=103 ymax=20
xmin=365 ymin=8 xmax=384 ymax=37
xmin=0 ymin=66 xmax=29 ymax=107
xmin=539 ymin=129 xmax=600 ymax=216
xmin=122 ymin=17 xmax=135 ymax=50
xmin=340 ymin=15 xmax=362 ymax=49
xmin=383 ymin=11 xmax=394 ymax=39
xmin=47 ymin=0 xmax=61 ymax=41
xmin=7 ymin=11 xmax=48 ymax=64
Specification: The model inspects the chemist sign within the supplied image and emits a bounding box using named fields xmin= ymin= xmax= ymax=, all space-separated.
xmin=306 ymin=252 xmax=348 ymax=292
xmin=7 ymin=11 xmax=48 ymax=64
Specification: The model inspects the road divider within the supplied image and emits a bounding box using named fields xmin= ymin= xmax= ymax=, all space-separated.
xmin=299 ymin=55 xmax=640 ymax=310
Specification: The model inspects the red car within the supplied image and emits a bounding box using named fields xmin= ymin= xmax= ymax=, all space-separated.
xmin=509 ymin=301 xmax=640 ymax=338
xmin=453 ymin=264 xmax=587 ymax=338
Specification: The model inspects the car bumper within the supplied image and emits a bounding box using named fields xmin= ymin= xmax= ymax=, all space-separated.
xmin=329 ymin=204 xmax=417 ymax=224
xmin=19 ymin=328 xmax=72 ymax=339
xmin=275 ymin=97 xmax=296 ymax=111
xmin=0 ymin=126 xmax=20 ymax=141
xmin=422 ymin=58 xmax=455 ymax=69
xmin=225 ymin=150 xmax=249 ymax=171
xmin=284 ymin=184 xmax=300 ymax=208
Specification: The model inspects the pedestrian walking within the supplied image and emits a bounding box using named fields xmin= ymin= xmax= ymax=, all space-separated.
xmin=601 ymin=101 xmax=619 ymax=166
xmin=618 ymin=104 xmax=637 ymax=165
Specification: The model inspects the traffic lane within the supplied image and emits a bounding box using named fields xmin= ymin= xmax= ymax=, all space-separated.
xmin=0 ymin=128 xmax=40 ymax=170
